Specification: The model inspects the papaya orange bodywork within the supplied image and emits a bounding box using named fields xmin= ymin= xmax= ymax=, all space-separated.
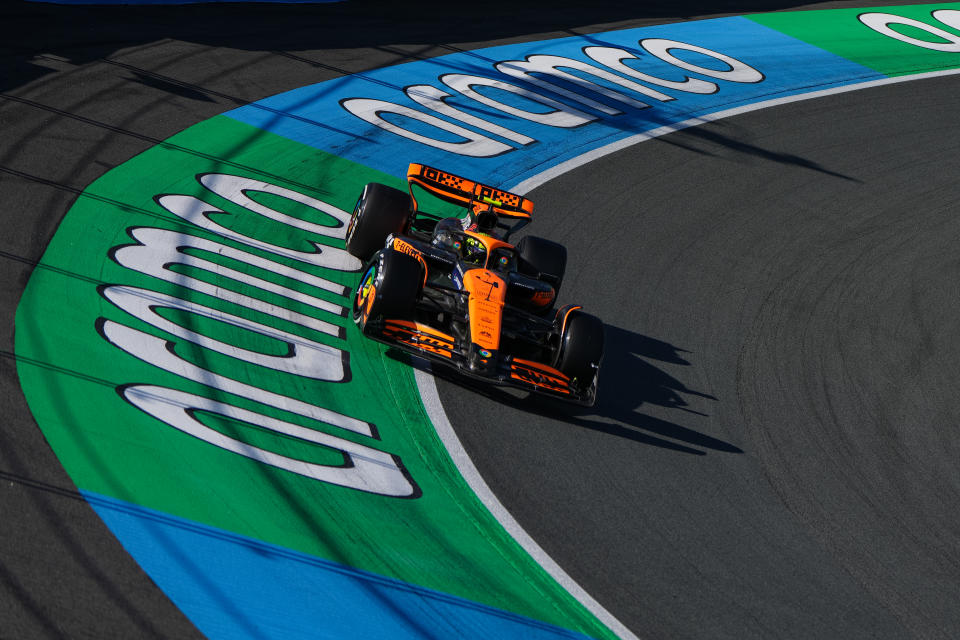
xmin=407 ymin=163 xmax=533 ymax=220
xmin=383 ymin=319 xmax=455 ymax=358
xmin=510 ymin=358 xmax=572 ymax=394
xmin=384 ymin=319 xmax=454 ymax=342
xmin=462 ymin=269 xmax=507 ymax=351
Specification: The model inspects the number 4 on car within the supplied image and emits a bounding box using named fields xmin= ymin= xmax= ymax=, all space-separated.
xmin=346 ymin=163 xmax=604 ymax=406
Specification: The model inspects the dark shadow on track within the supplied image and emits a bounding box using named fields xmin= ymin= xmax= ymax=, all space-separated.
xmin=651 ymin=120 xmax=864 ymax=181
xmin=1 ymin=0 xmax=933 ymax=93
xmin=392 ymin=322 xmax=740 ymax=456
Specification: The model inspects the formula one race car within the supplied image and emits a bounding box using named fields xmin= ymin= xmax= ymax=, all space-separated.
xmin=346 ymin=163 xmax=604 ymax=405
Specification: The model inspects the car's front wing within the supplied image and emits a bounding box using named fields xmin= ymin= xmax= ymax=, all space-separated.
xmin=369 ymin=318 xmax=594 ymax=405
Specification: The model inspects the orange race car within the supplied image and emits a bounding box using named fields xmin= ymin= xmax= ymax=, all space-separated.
xmin=346 ymin=163 xmax=604 ymax=405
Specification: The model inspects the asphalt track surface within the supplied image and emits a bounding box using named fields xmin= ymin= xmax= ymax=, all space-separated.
xmin=2 ymin=1 xmax=958 ymax=638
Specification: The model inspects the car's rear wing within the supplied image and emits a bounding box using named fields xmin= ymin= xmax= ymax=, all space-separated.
xmin=407 ymin=163 xmax=533 ymax=220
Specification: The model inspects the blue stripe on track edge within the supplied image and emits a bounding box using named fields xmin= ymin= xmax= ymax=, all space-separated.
xmin=82 ymin=491 xmax=594 ymax=640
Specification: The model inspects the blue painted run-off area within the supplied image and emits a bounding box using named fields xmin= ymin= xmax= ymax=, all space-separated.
xmin=226 ymin=17 xmax=883 ymax=189
xmin=86 ymin=491 xmax=593 ymax=640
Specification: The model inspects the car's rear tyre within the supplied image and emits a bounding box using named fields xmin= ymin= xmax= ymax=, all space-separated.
xmin=346 ymin=183 xmax=411 ymax=260
xmin=557 ymin=311 xmax=604 ymax=388
xmin=517 ymin=235 xmax=567 ymax=296
xmin=353 ymin=249 xmax=424 ymax=331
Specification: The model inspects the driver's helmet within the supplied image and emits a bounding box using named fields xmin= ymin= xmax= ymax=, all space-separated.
xmin=432 ymin=217 xmax=463 ymax=252
xmin=461 ymin=235 xmax=487 ymax=266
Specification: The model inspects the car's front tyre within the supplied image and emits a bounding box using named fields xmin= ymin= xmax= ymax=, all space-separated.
xmin=353 ymin=249 xmax=424 ymax=332
xmin=557 ymin=310 xmax=604 ymax=396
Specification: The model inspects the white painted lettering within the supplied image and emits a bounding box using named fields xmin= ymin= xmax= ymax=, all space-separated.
xmin=157 ymin=194 xmax=361 ymax=272
xmin=933 ymin=9 xmax=960 ymax=32
xmin=640 ymin=39 xmax=764 ymax=83
xmin=340 ymin=98 xmax=512 ymax=157
xmin=102 ymin=285 xmax=346 ymax=378
xmin=583 ymin=46 xmax=717 ymax=94
xmin=441 ymin=74 xmax=595 ymax=127
xmin=495 ymin=54 xmax=673 ymax=116
xmin=114 ymin=228 xmax=347 ymax=337
xmin=859 ymin=12 xmax=960 ymax=52
xmin=405 ymin=84 xmax=535 ymax=145
xmin=124 ymin=385 xmax=416 ymax=497
xmin=200 ymin=174 xmax=351 ymax=239
xmin=101 ymin=321 xmax=367 ymax=434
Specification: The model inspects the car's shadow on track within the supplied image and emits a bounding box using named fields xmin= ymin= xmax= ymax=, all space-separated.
xmin=395 ymin=324 xmax=742 ymax=456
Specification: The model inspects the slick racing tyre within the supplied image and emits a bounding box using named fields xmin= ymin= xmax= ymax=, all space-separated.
xmin=557 ymin=311 xmax=604 ymax=390
xmin=353 ymin=249 xmax=424 ymax=332
xmin=517 ymin=235 xmax=567 ymax=296
xmin=345 ymin=182 xmax=411 ymax=260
